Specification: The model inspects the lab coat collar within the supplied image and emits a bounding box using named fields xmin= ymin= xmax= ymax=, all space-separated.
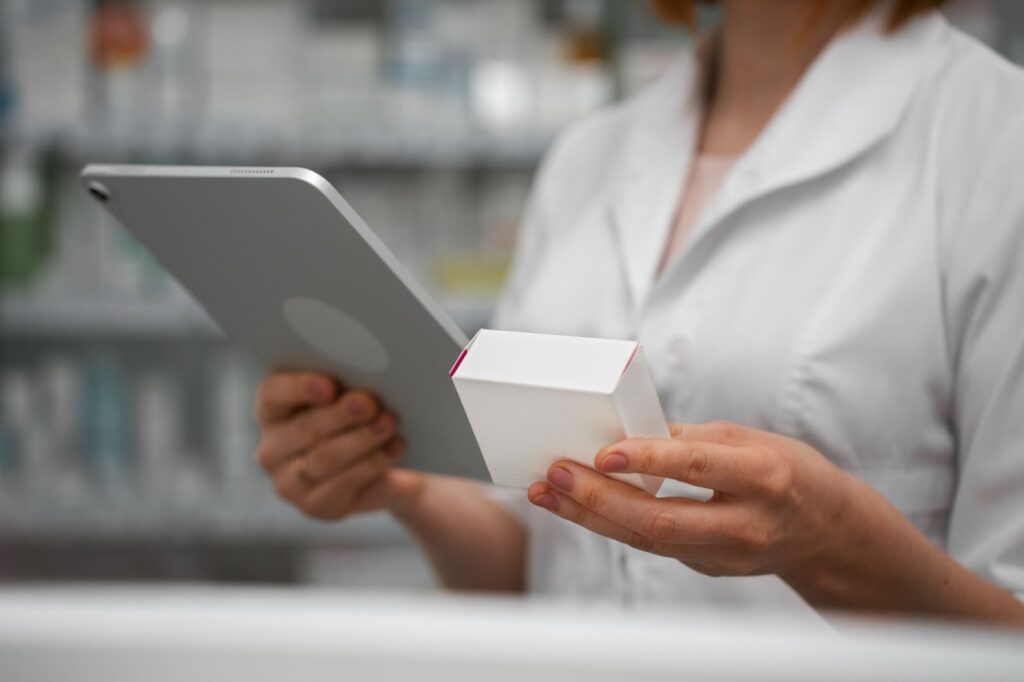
xmin=610 ymin=8 xmax=946 ymax=310
xmin=609 ymin=53 xmax=700 ymax=313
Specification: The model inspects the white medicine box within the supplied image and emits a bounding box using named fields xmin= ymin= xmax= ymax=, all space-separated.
xmin=450 ymin=329 xmax=667 ymax=494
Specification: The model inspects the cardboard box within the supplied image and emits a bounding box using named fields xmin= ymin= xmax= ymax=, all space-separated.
xmin=450 ymin=329 xmax=669 ymax=494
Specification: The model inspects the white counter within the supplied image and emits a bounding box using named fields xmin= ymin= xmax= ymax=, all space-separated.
xmin=0 ymin=585 xmax=1021 ymax=682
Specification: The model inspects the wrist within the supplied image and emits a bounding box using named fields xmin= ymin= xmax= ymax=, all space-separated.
xmin=779 ymin=469 xmax=870 ymax=605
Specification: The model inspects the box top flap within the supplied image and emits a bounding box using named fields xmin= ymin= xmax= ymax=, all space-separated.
xmin=451 ymin=329 xmax=639 ymax=394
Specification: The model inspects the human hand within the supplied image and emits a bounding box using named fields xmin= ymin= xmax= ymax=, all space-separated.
xmin=527 ymin=421 xmax=855 ymax=578
xmin=254 ymin=372 xmax=425 ymax=521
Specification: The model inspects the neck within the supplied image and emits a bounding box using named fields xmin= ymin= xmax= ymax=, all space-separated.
xmin=700 ymin=0 xmax=855 ymax=155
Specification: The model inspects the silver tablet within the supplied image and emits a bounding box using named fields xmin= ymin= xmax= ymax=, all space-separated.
xmin=80 ymin=165 xmax=490 ymax=482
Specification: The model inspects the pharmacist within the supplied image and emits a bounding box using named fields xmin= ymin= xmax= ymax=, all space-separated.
xmin=252 ymin=0 xmax=1024 ymax=624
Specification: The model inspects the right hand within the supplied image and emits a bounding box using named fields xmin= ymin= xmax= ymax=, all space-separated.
xmin=253 ymin=372 xmax=425 ymax=521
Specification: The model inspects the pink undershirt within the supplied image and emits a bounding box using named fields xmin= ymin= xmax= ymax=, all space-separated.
xmin=658 ymin=153 xmax=738 ymax=273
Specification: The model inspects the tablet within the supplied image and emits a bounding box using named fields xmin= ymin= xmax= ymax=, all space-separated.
xmin=80 ymin=165 xmax=491 ymax=482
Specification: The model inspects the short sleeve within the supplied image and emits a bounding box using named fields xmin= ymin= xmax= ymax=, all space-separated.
xmin=944 ymin=114 xmax=1024 ymax=600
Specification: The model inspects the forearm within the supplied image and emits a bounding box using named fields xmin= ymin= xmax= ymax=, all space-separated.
xmin=391 ymin=475 xmax=527 ymax=592
xmin=783 ymin=473 xmax=1024 ymax=625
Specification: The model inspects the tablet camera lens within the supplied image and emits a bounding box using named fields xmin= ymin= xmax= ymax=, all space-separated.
xmin=87 ymin=181 xmax=111 ymax=203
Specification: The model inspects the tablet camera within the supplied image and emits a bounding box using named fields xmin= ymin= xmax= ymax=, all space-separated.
xmin=87 ymin=181 xmax=111 ymax=203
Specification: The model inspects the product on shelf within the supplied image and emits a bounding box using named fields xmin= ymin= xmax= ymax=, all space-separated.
xmin=89 ymin=0 xmax=152 ymax=129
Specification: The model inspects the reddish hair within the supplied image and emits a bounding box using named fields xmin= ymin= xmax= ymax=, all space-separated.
xmin=651 ymin=0 xmax=946 ymax=33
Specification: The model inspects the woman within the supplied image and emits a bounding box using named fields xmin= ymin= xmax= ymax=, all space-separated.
xmin=253 ymin=0 xmax=1024 ymax=623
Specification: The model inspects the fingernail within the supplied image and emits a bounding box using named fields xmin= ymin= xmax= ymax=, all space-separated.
xmin=347 ymin=394 xmax=370 ymax=417
xmin=532 ymin=493 xmax=560 ymax=511
xmin=600 ymin=453 xmax=628 ymax=473
xmin=547 ymin=466 xmax=574 ymax=493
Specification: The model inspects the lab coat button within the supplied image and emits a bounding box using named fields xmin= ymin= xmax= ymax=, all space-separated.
xmin=667 ymin=336 xmax=689 ymax=369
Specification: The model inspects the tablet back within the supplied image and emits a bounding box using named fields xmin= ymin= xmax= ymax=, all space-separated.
xmin=81 ymin=165 xmax=490 ymax=482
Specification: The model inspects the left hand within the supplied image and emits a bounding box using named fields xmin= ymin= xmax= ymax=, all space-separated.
xmin=528 ymin=421 xmax=857 ymax=578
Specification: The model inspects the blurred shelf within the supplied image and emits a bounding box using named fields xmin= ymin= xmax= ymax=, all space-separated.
xmin=0 ymin=298 xmax=220 ymax=337
xmin=10 ymin=124 xmax=555 ymax=169
xmin=0 ymin=493 xmax=410 ymax=545
xmin=440 ymin=295 xmax=498 ymax=335
xmin=0 ymin=295 xmax=495 ymax=338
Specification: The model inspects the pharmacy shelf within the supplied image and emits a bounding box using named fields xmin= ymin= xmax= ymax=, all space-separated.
xmin=14 ymin=125 xmax=554 ymax=169
xmin=0 ymin=295 xmax=495 ymax=339
xmin=0 ymin=494 xmax=410 ymax=545
xmin=0 ymin=298 xmax=219 ymax=337
xmin=440 ymin=295 xmax=498 ymax=336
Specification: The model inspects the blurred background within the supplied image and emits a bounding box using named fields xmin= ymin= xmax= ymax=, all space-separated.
xmin=0 ymin=0 xmax=1021 ymax=589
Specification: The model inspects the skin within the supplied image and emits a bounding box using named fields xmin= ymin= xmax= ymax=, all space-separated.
xmin=253 ymin=0 xmax=1024 ymax=623
xmin=253 ymin=372 xmax=526 ymax=592
xmin=528 ymin=423 xmax=1024 ymax=625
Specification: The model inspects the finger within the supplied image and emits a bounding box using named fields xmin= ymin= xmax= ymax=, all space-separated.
xmin=594 ymin=437 xmax=765 ymax=494
xmin=545 ymin=461 xmax=733 ymax=545
xmin=303 ymin=414 xmax=400 ymax=480
xmin=530 ymin=482 xmax=732 ymax=570
xmin=668 ymin=421 xmax=753 ymax=445
xmin=257 ymin=391 xmax=380 ymax=471
xmin=271 ymin=438 xmax=401 ymax=505
xmin=527 ymin=482 xmax=680 ymax=558
xmin=301 ymin=452 xmax=393 ymax=519
xmin=271 ymin=455 xmax=316 ymax=502
xmin=255 ymin=372 xmax=338 ymax=424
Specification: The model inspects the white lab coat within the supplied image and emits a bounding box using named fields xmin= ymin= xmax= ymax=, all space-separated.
xmin=491 ymin=9 xmax=1024 ymax=611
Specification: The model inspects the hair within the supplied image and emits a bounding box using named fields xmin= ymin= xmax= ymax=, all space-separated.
xmin=651 ymin=0 xmax=947 ymax=34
